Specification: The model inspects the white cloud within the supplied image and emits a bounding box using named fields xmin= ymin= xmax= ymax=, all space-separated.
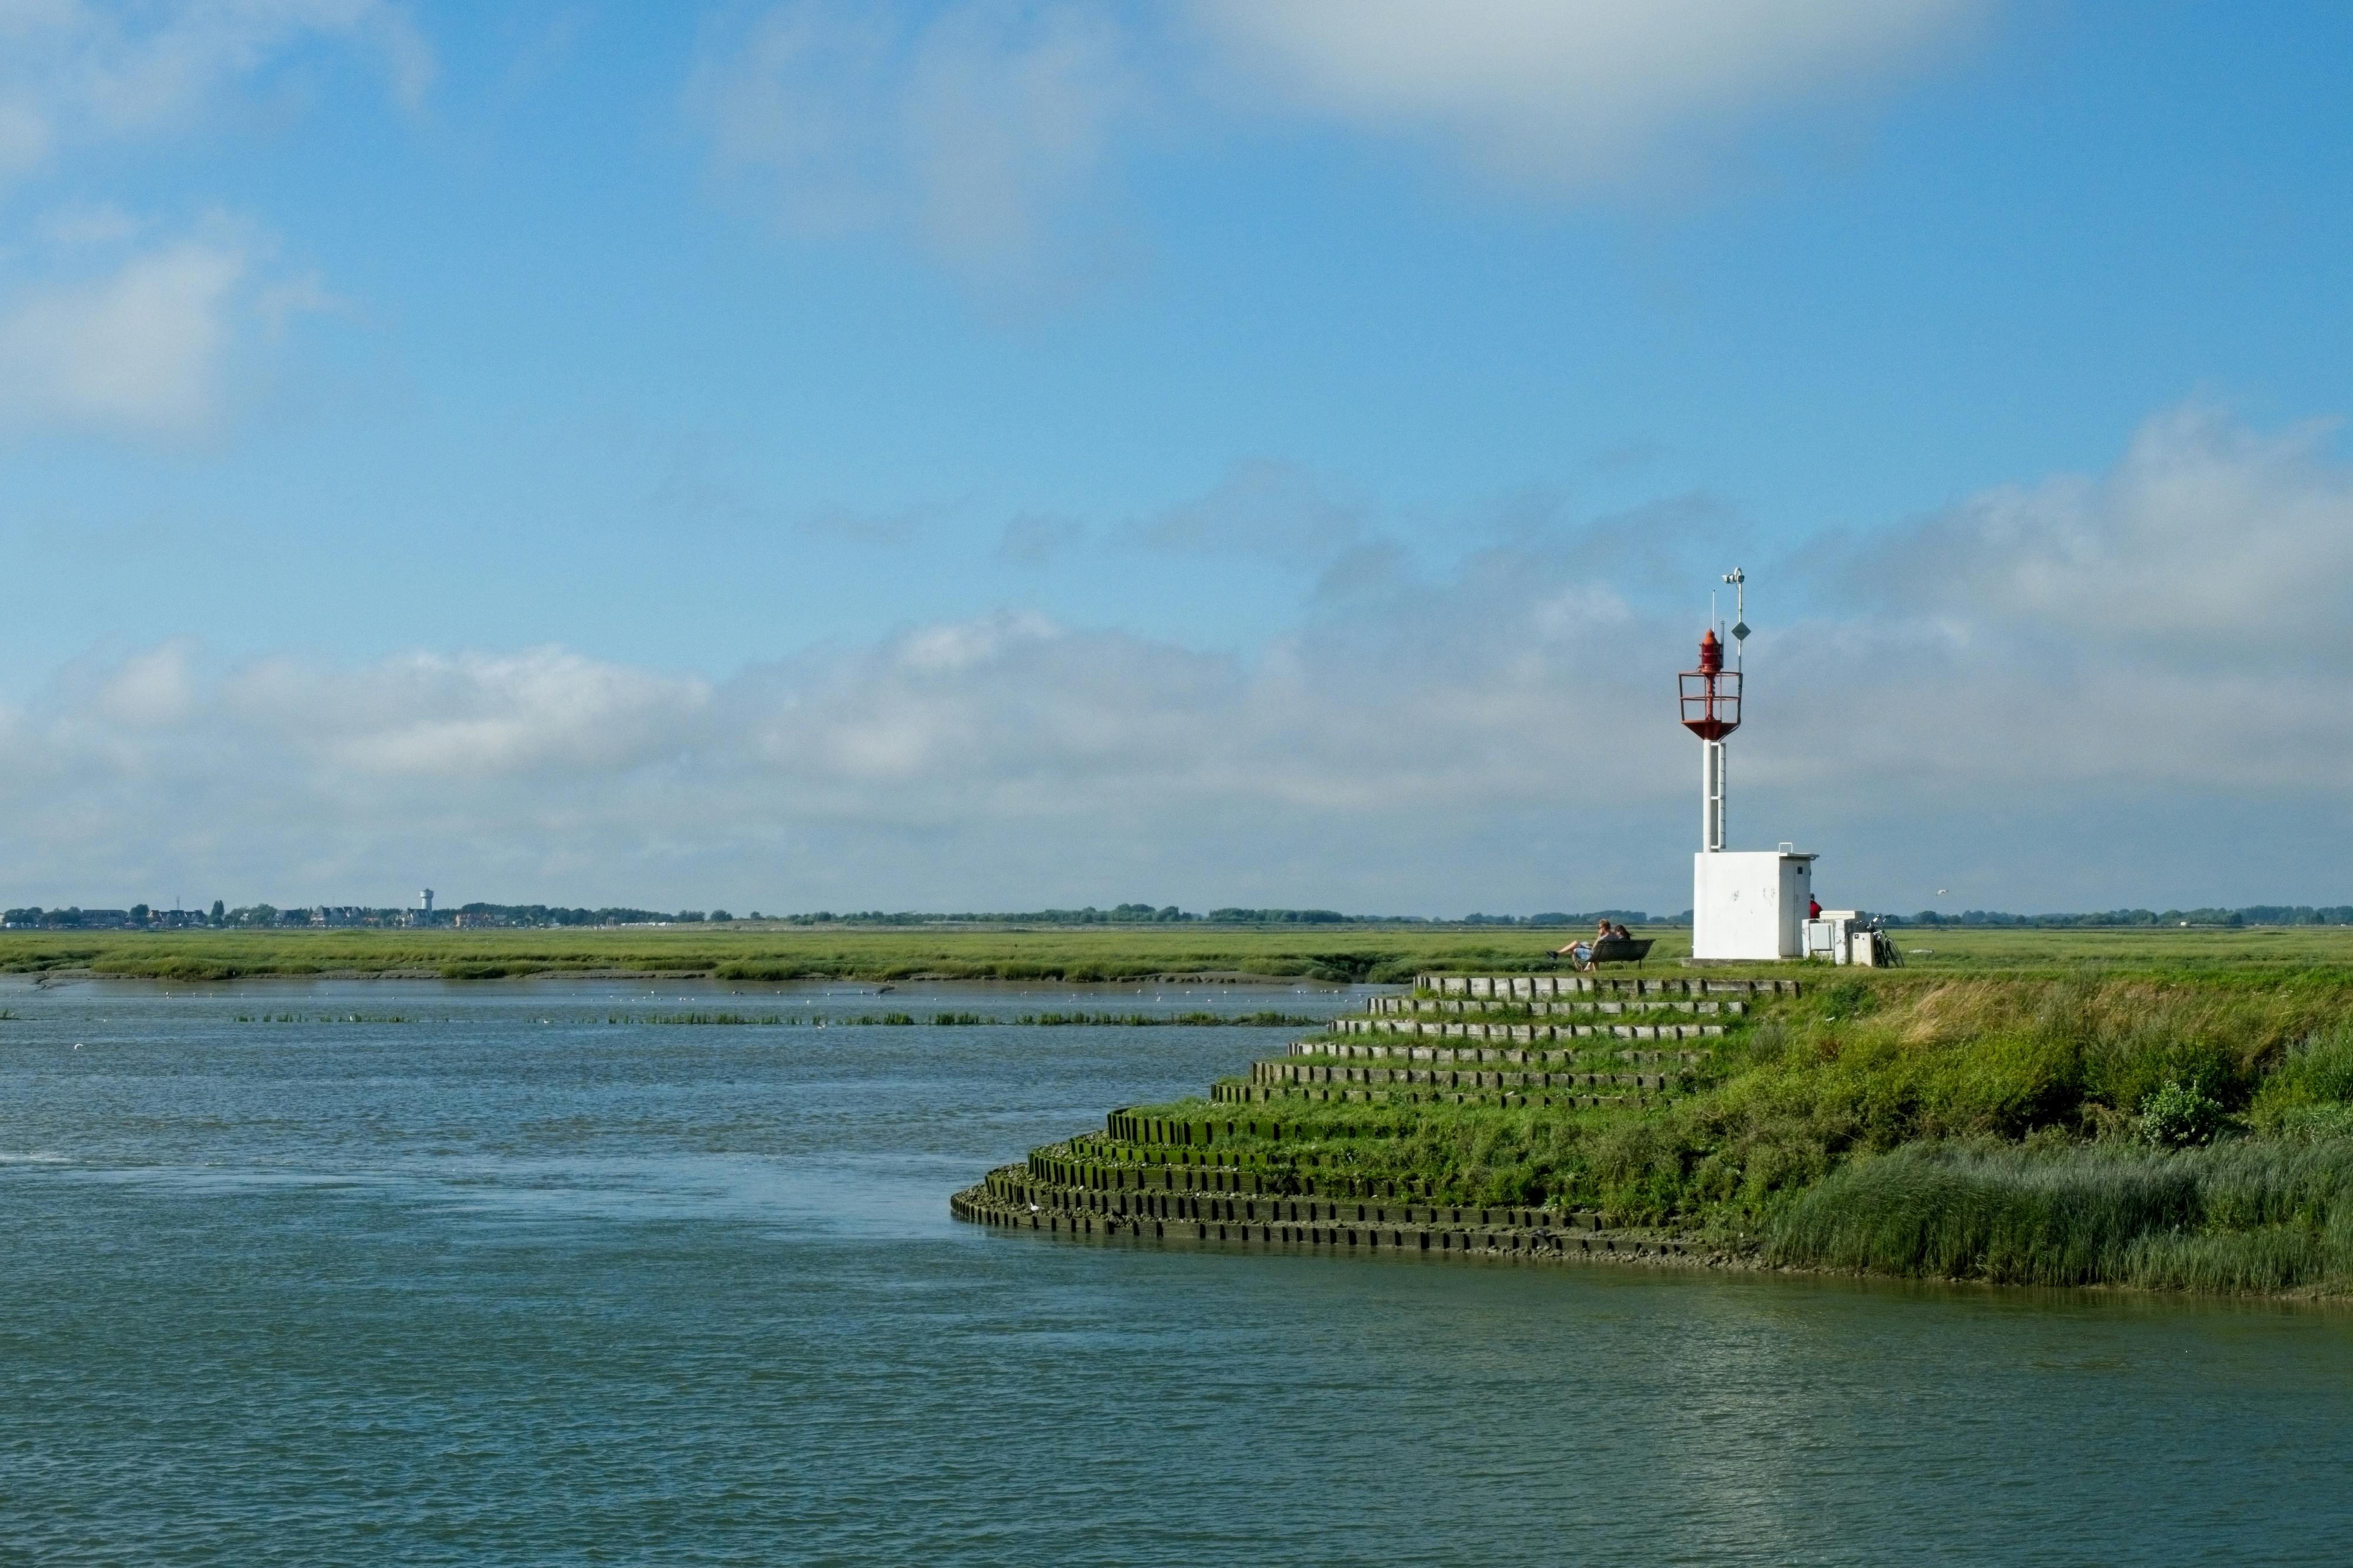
xmin=689 ymin=1 xmax=1135 ymax=293
xmin=894 ymin=610 xmax=1059 ymax=676
xmin=227 ymin=647 xmax=714 ymax=782
xmin=1852 ymin=404 xmax=2353 ymax=659
xmin=1189 ymin=0 xmax=1985 ymax=188
xmin=0 ymin=233 xmax=246 ymax=434
xmin=0 ymin=4 xmax=422 ymax=439
xmin=687 ymin=1 xmax=1985 ymax=289
xmin=1 ymin=403 xmax=2346 ymax=912
xmin=94 ymin=639 xmax=201 ymax=728
xmin=0 ymin=0 xmax=432 ymax=186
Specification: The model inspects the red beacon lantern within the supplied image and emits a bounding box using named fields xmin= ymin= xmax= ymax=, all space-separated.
xmin=1679 ymin=625 xmax=1742 ymax=856
xmin=1679 ymin=629 xmax=1741 ymax=742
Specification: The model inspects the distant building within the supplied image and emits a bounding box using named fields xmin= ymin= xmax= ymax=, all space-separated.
xmin=419 ymin=889 xmax=435 ymax=913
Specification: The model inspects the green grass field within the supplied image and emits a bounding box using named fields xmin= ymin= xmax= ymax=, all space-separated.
xmin=4 ymin=922 xmax=2351 ymax=982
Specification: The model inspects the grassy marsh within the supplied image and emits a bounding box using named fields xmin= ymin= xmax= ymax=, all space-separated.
xmin=9 ymin=922 xmax=2353 ymax=983
xmin=0 ymin=925 xmax=1573 ymax=983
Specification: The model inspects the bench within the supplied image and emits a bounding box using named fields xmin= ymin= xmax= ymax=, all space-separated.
xmin=1584 ymin=936 xmax=1654 ymax=969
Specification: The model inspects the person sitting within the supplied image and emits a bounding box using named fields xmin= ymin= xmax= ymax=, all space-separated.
xmin=1556 ymin=920 xmax=1613 ymax=971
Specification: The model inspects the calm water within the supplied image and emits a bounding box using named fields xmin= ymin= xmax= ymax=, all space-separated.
xmin=2 ymin=978 xmax=2349 ymax=1566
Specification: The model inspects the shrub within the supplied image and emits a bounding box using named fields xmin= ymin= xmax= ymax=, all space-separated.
xmin=2140 ymin=1079 xmax=2227 ymax=1148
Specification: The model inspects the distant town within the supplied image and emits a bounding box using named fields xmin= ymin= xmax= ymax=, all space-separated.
xmin=1 ymin=904 xmax=691 ymax=931
xmin=0 ymin=898 xmax=1653 ymax=932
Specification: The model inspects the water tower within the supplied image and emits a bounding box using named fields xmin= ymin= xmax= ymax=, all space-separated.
xmin=1681 ymin=569 xmax=1813 ymax=960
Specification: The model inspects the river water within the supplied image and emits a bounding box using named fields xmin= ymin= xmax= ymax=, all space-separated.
xmin=2 ymin=978 xmax=2347 ymax=1566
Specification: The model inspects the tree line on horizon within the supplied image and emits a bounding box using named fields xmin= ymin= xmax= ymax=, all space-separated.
xmin=4 ymin=902 xmax=2350 ymax=932
xmin=0 ymin=901 xmax=1659 ymax=931
xmin=1885 ymin=906 xmax=2353 ymax=928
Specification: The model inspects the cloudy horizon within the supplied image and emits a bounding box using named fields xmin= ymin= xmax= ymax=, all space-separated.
xmin=5 ymin=3 xmax=2347 ymax=917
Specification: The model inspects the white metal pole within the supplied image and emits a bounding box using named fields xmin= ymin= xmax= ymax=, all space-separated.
xmin=1702 ymin=739 xmax=1725 ymax=853
xmin=1715 ymin=738 xmax=1726 ymax=852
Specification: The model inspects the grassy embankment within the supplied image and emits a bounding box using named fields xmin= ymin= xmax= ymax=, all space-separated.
xmin=1121 ymin=959 xmax=2353 ymax=1294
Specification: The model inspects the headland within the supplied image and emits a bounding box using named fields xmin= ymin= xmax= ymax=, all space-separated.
xmin=956 ymin=955 xmax=2353 ymax=1297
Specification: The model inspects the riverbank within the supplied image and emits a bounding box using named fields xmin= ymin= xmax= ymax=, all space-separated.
xmin=959 ymin=968 xmax=2353 ymax=1296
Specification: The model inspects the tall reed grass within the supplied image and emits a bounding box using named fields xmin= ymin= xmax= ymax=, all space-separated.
xmin=1767 ymin=1139 xmax=2353 ymax=1293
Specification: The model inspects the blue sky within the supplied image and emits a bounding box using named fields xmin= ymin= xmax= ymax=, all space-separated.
xmin=4 ymin=1 xmax=2351 ymax=915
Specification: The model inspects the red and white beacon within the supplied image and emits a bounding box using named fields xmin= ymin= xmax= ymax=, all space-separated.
xmin=1681 ymin=569 xmax=1813 ymax=961
xmin=1679 ymin=627 xmax=1740 ymax=852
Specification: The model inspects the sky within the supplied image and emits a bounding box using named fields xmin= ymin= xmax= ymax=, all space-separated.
xmin=3 ymin=0 xmax=2351 ymax=917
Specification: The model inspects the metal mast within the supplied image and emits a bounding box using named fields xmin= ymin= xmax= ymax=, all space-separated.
xmin=1704 ymin=733 xmax=1725 ymax=853
xmin=1679 ymin=570 xmax=1747 ymax=854
xmin=1717 ymin=568 xmax=1747 ymax=851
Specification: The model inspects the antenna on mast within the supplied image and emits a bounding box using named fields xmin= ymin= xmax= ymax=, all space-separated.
xmin=1724 ymin=566 xmax=1747 ymax=672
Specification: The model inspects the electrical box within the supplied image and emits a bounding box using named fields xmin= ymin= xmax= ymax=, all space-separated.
xmin=1806 ymin=910 xmax=1867 ymax=963
xmin=1693 ymin=850 xmax=1815 ymax=961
